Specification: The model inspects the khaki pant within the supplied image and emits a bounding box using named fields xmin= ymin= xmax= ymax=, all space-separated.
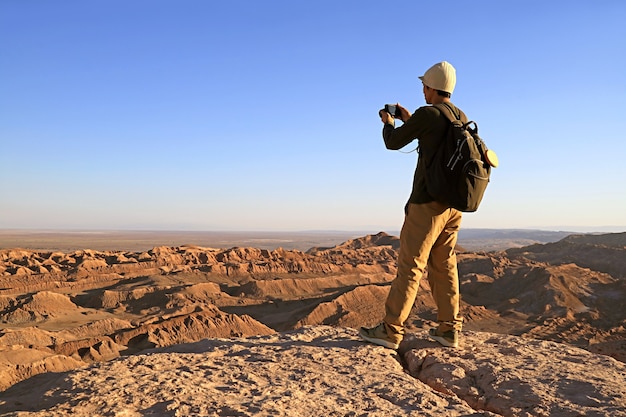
xmin=384 ymin=201 xmax=463 ymax=337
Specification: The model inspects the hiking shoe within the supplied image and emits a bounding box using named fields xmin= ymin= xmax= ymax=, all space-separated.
xmin=359 ymin=323 xmax=400 ymax=350
xmin=428 ymin=328 xmax=459 ymax=348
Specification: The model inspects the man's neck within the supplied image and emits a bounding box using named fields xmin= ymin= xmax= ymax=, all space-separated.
xmin=431 ymin=97 xmax=451 ymax=105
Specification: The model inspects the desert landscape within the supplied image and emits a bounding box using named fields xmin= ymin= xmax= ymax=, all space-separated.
xmin=0 ymin=230 xmax=625 ymax=416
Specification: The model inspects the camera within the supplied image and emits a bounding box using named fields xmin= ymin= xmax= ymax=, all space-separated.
xmin=384 ymin=104 xmax=400 ymax=118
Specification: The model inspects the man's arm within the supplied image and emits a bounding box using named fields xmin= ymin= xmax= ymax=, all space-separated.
xmin=380 ymin=104 xmax=428 ymax=150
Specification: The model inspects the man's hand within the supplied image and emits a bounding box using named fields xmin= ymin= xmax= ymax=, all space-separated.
xmin=379 ymin=109 xmax=395 ymax=126
xmin=395 ymin=104 xmax=411 ymax=122
xmin=379 ymin=104 xmax=412 ymax=124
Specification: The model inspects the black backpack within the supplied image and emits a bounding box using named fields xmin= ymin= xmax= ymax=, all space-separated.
xmin=424 ymin=103 xmax=495 ymax=212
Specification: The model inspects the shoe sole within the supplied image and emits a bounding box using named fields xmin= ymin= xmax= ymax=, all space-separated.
xmin=428 ymin=333 xmax=458 ymax=348
xmin=358 ymin=328 xmax=399 ymax=350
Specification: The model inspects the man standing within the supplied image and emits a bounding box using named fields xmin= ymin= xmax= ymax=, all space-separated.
xmin=360 ymin=61 xmax=464 ymax=349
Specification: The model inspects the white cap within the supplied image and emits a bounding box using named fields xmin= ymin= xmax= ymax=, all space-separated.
xmin=418 ymin=61 xmax=456 ymax=94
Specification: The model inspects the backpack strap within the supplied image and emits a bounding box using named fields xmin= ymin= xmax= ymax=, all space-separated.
xmin=420 ymin=103 xmax=463 ymax=165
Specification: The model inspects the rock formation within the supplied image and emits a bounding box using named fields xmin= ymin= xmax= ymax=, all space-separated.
xmin=0 ymin=231 xmax=625 ymax=415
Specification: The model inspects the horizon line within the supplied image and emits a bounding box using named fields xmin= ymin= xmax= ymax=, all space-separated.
xmin=1 ymin=226 xmax=624 ymax=234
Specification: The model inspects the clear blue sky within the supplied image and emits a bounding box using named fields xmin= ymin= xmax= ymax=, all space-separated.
xmin=1 ymin=1 xmax=625 ymax=233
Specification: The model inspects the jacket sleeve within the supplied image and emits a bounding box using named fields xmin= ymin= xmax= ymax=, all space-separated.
xmin=382 ymin=106 xmax=438 ymax=150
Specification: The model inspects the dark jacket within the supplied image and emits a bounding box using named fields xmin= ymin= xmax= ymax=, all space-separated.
xmin=382 ymin=103 xmax=467 ymax=205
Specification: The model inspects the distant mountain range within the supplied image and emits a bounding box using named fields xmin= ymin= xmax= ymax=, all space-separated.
xmin=2 ymin=228 xmax=623 ymax=252
xmin=458 ymin=228 xmax=589 ymax=251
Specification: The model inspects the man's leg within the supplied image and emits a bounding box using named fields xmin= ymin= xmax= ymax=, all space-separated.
xmin=427 ymin=207 xmax=463 ymax=332
xmin=383 ymin=202 xmax=450 ymax=338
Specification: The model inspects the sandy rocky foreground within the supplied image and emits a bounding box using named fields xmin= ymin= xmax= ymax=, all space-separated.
xmin=0 ymin=232 xmax=625 ymax=416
